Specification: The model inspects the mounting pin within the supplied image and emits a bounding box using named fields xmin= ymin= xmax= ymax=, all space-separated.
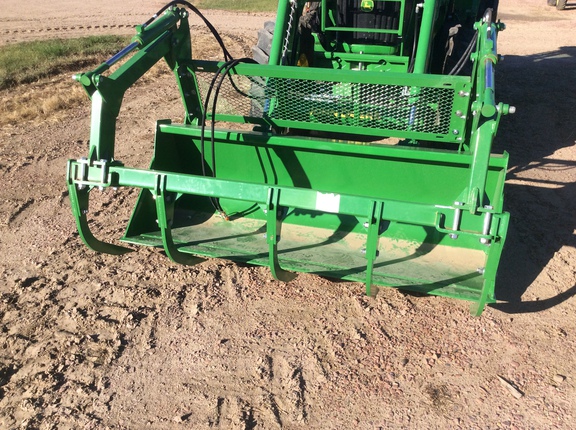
xmin=480 ymin=205 xmax=493 ymax=244
xmin=450 ymin=202 xmax=464 ymax=239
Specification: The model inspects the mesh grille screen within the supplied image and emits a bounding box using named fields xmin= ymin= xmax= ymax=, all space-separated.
xmin=195 ymin=72 xmax=458 ymax=138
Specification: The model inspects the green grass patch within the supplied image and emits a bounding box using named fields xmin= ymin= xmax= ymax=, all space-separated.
xmin=195 ymin=0 xmax=277 ymax=12
xmin=0 ymin=35 xmax=131 ymax=90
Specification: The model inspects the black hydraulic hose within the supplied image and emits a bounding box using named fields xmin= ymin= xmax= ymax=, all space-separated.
xmin=142 ymin=1 xmax=243 ymax=216
xmin=143 ymin=1 xmax=233 ymax=61
xmin=448 ymin=6 xmax=496 ymax=76
xmin=141 ymin=3 xmax=260 ymax=217
xmin=408 ymin=6 xmax=421 ymax=73
xmin=210 ymin=58 xmax=257 ymax=214
xmin=199 ymin=61 xmax=233 ymax=216
xmin=448 ymin=31 xmax=477 ymax=75
xmin=199 ymin=58 xmax=257 ymax=217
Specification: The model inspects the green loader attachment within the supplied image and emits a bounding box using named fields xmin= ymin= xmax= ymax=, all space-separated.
xmin=67 ymin=0 xmax=513 ymax=315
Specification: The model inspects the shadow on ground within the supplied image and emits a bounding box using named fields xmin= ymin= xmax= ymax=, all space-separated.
xmin=490 ymin=46 xmax=576 ymax=313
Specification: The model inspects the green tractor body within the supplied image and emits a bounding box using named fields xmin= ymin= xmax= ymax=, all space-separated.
xmin=67 ymin=0 xmax=512 ymax=315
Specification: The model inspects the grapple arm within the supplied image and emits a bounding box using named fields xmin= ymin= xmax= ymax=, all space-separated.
xmin=73 ymin=7 xmax=191 ymax=162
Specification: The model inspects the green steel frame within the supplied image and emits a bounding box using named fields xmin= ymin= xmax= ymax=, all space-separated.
xmin=66 ymin=2 xmax=511 ymax=315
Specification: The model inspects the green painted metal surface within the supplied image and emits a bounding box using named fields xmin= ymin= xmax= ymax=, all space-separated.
xmin=66 ymin=1 xmax=511 ymax=315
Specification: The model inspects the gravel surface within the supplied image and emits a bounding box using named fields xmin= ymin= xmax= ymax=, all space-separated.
xmin=0 ymin=0 xmax=575 ymax=428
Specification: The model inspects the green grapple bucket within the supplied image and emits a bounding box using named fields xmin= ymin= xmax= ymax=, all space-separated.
xmin=67 ymin=1 xmax=511 ymax=315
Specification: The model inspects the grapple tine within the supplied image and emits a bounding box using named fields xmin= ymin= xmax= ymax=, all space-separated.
xmin=266 ymin=188 xmax=297 ymax=283
xmin=66 ymin=163 xmax=132 ymax=255
xmin=364 ymin=201 xmax=385 ymax=297
xmin=154 ymin=174 xmax=204 ymax=266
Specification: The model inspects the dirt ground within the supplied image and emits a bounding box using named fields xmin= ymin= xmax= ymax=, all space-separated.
xmin=1 ymin=0 xmax=575 ymax=428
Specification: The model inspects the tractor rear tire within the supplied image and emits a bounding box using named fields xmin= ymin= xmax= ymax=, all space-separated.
xmin=556 ymin=0 xmax=567 ymax=10
xmin=252 ymin=21 xmax=275 ymax=65
xmin=250 ymin=21 xmax=275 ymax=117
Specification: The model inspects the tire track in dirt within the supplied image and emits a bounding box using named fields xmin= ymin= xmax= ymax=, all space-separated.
xmin=0 ymin=9 xmax=274 ymax=45
xmin=2 ymin=24 xmax=134 ymax=36
xmin=1 ymin=197 xmax=35 ymax=226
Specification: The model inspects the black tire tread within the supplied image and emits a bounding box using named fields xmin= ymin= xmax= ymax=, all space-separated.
xmin=253 ymin=21 xmax=275 ymax=65
xmin=250 ymin=21 xmax=275 ymax=116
